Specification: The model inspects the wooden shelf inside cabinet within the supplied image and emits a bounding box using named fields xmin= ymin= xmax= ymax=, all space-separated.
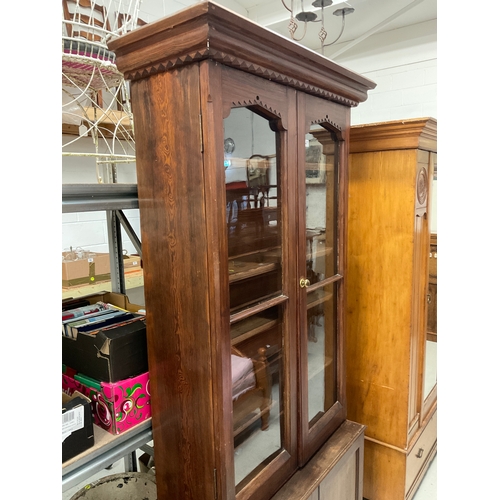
xmin=229 ymin=261 xmax=279 ymax=283
xmin=306 ymin=247 xmax=332 ymax=262
xmin=307 ymin=288 xmax=333 ymax=309
xmin=231 ymin=314 xmax=279 ymax=345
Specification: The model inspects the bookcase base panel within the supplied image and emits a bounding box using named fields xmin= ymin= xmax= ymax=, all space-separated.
xmin=271 ymin=420 xmax=365 ymax=500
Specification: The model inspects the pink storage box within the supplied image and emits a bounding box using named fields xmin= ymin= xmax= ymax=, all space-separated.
xmin=62 ymin=371 xmax=151 ymax=435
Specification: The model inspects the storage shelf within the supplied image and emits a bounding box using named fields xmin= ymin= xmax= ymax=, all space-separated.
xmin=62 ymin=418 xmax=153 ymax=492
xmin=62 ymin=270 xmax=144 ymax=299
xmin=62 ymin=183 xmax=139 ymax=213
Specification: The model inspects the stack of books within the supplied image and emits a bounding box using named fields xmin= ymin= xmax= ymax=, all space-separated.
xmin=62 ymin=299 xmax=142 ymax=338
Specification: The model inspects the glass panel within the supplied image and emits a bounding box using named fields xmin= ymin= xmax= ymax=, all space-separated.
xmin=424 ymin=161 xmax=437 ymax=400
xmin=224 ymin=108 xmax=282 ymax=313
xmin=306 ymin=282 xmax=338 ymax=426
xmin=424 ymin=339 xmax=437 ymax=398
xmin=224 ymin=107 xmax=284 ymax=491
xmin=304 ymin=129 xmax=338 ymax=281
xmin=303 ymin=125 xmax=339 ymax=427
xmin=231 ymin=306 xmax=284 ymax=490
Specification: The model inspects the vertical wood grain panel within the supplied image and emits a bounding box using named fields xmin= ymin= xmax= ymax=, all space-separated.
xmin=362 ymin=440 xmax=406 ymax=500
xmin=199 ymin=59 xmax=234 ymax=500
xmin=346 ymin=149 xmax=418 ymax=448
xmin=131 ymin=64 xmax=216 ymax=500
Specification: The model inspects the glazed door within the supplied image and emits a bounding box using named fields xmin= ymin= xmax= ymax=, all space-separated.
xmin=421 ymin=152 xmax=437 ymax=420
xmin=410 ymin=150 xmax=437 ymax=436
xmin=220 ymin=66 xmax=298 ymax=500
xmin=296 ymin=93 xmax=348 ymax=466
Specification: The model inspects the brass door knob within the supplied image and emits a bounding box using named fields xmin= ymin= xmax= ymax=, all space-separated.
xmin=300 ymin=278 xmax=310 ymax=288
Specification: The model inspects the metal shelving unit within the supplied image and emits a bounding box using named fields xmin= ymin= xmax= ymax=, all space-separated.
xmin=62 ymin=3 xmax=150 ymax=489
xmin=62 ymin=183 xmax=142 ymax=295
xmin=62 ymin=418 xmax=153 ymax=492
xmin=62 ymin=184 xmax=149 ymax=490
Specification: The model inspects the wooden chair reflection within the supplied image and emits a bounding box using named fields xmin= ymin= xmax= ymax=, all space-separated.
xmin=227 ymin=154 xmax=278 ymax=243
xmin=232 ymin=346 xmax=272 ymax=439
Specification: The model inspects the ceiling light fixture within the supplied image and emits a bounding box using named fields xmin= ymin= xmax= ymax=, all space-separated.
xmin=281 ymin=0 xmax=355 ymax=54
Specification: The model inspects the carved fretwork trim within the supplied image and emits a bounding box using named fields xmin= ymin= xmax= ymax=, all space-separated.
xmin=231 ymin=99 xmax=282 ymax=118
xmin=123 ymin=48 xmax=359 ymax=107
xmin=311 ymin=117 xmax=342 ymax=131
xmin=122 ymin=49 xmax=210 ymax=82
xmin=211 ymin=51 xmax=357 ymax=107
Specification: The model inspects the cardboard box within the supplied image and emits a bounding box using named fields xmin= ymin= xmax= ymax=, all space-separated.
xmin=63 ymin=372 xmax=151 ymax=435
xmin=62 ymin=315 xmax=148 ymax=382
xmin=62 ymin=252 xmax=111 ymax=287
xmin=62 ymin=292 xmax=147 ymax=382
xmin=123 ymin=254 xmax=142 ymax=272
xmin=62 ymin=391 xmax=94 ymax=462
xmin=63 ymin=291 xmax=145 ymax=314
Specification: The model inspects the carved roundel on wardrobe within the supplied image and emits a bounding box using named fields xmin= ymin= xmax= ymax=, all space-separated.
xmin=416 ymin=167 xmax=428 ymax=205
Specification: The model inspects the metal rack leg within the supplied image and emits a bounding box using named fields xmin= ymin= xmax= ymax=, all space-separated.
xmin=124 ymin=450 xmax=138 ymax=472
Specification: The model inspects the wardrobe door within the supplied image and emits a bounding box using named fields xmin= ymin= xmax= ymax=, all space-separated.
xmin=296 ymin=92 xmax=349 ymax=466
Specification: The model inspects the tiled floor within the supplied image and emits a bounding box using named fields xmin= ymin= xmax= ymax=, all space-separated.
xmin=63 ymin=451 xmax=437 ymax=499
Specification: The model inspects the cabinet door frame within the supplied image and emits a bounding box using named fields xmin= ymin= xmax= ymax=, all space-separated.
xmin=419 ymin=151 xmax=438 ymax=422
xmin=215 ymin=63 xmax=299 ymax=500
xmin=296 ymin=92 xmax=350 ymax=466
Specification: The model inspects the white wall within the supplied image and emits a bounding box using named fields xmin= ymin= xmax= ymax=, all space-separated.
xmin=332 ymin=19 xmax=437 ymax=232
xmin=62 ymin=209 xmax=141 ymax=255
xmin=334 ymin=19 xmax=437 ymax=125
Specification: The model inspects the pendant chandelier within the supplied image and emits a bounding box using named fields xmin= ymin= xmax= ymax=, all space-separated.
xmin=281 ymin=0 xmax=355 ymax=54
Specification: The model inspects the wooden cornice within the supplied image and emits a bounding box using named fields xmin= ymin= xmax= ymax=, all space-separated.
xmin=349 ymin=117 xmax=437 ymax=153
xmin=107 ymin=1 xmax=376 ymax=107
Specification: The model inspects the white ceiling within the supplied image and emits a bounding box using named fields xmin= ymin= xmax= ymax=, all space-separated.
xmin=140 ymin=0 xmax=437 ymax=57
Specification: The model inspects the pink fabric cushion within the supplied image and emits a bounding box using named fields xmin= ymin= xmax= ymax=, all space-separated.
xmin=231 ymin=354 xmax=256 ymax=400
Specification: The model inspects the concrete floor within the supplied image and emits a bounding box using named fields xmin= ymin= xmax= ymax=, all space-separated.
xmin=413 ymin=454 xmax=437 ymax=500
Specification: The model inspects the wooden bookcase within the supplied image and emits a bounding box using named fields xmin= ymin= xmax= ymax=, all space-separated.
xmin=345 ymin=118 xmax=438 ymax=500
xmin=109 ymin=2 xmax=375 ymax=499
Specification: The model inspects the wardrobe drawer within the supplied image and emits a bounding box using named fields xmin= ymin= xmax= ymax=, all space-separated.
xmin=405 ymin=411 xmax=437 ymax=495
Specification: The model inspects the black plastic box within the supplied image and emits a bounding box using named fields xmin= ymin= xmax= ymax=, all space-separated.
xmin=62 ymin=391 xmax=94 ymax=463
xmin=62 ymin=317 xmax=148 ymax=382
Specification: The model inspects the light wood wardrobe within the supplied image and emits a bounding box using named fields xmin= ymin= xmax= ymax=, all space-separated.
xmin=345 ymin=118 xmax=437 ymax=500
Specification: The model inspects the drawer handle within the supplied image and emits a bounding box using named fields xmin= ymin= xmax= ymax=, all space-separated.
xmin=427 ymin=294 xmax=431 ymax=304
xmin=416 ymin=448 xmax=424 ymax=458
